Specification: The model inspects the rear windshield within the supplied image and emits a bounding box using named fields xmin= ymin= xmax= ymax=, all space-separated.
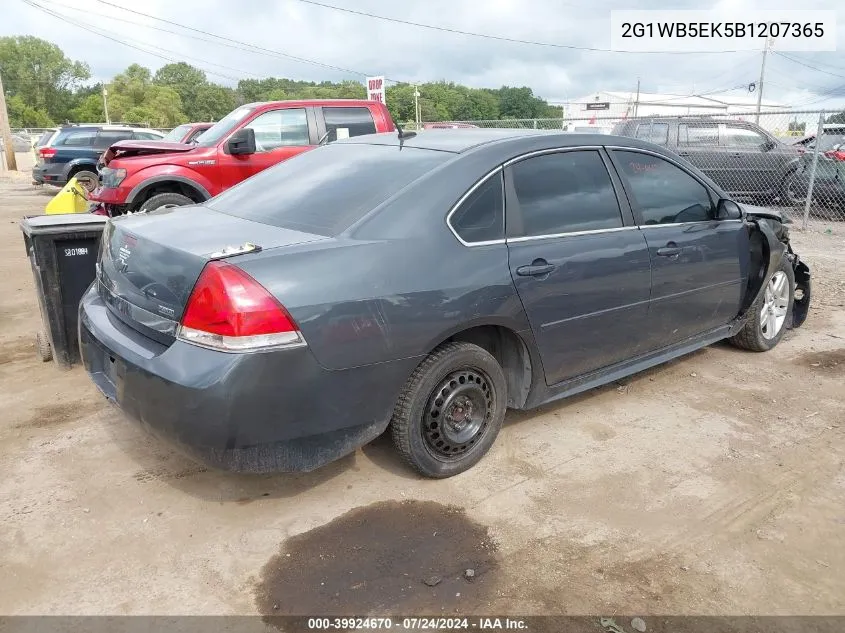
xmin=207 ymin=143 xmax=451 ymax=235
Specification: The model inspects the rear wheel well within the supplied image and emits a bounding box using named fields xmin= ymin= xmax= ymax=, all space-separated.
xmin=131 ymin=181 xmax=207 ymax=210
xmin=67 ymin=163 xmax=97 ymax=178
xmin=445 ymin=325 xmax=532 ymax=409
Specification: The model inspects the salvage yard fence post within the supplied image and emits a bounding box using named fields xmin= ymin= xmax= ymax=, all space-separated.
xmin=802 ymin=111 xmax=826 ymax=231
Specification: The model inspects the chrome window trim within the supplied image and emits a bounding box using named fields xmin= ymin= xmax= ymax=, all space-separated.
xmin=507 ymin=226 xmax=637 ymax=244
xmin=445 ymin=166 xmax=507 ymax=247
xmin=503 ymin=145 xmax=603 ymax=167
xmin=639 ymin=220 xmax=743 ymax=229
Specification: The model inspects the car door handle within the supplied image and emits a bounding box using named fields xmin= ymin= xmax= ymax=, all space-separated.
xmin=657 ymin=246 xmax=682 ymax=257
xmin=677 ymin=151 xmax=690 ymax=157
xmin=516 ymin=261 xmax=556 ymax=277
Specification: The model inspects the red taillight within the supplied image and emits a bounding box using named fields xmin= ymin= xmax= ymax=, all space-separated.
xmin=178 ymin=261 xmax=304 ymax=351
xmin=823 ymin=150 xmax=845 ymax=161
xmin=39 ymin=147 xmax=57 ymax=159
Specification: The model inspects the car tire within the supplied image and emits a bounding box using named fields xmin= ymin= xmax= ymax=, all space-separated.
xmin=138 ymin=192 xmax=194 ymax=213
xmin=729 ymin=257 xmax=795 ymax=352
xmin=73 ymin=170 xmax=99 ymax=193
xmin=36 ymin=330 xmax=52 ymax=362
xmin=390 ymin=342 xmax=507 ymax=478
xmin=782 ymin=171 xmax=806 ymax=206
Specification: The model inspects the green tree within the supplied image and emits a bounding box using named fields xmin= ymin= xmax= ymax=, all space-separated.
xmin=102 ymin=64 xmax=186 ymax=126
xmin=827 ymin=111 xmax=845 ymax=125
xmin=6 ymin=94 xmax=53 ymax=127
xmin=154 ymin=62 xmax=209 ymax=119
xmin=191 ymin=84 xmax=237 ymax=121
xmin=0 ymin=36 xmax=90 ymax=123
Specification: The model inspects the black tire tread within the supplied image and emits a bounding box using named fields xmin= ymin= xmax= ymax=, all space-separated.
xmin=36 ymin=330 xmax=52 ymax=362
xmin=390 ymin=342 xmax=501 ymax=478
xmin=139 ymin=192 xmax=193 ymax=212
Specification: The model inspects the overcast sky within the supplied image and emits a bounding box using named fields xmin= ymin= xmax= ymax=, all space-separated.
xmin=5 ymin=0 xmax=845 ymax=110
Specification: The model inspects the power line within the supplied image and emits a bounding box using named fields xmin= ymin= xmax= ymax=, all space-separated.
xmin=292 ymin=0 xmax=741 ymax=54
xmin=21 ymin=0 xmax=249 ymax=83
xmin=93 ymin=0 xmax=396 ymax=81
xmin=773 ymin=52 xmax=845 ymax=80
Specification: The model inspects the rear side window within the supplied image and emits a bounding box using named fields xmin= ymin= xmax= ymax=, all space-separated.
xmin=95 ymin=131 xmax=133 ymax=149
xmin=509 ymin=150 xmax=624 ymax=237
xmin=58 ymin=130 xmax=96 ymax=147
xmin=449 ymin=172 xmax=504 ymax=243
xmin=322 ymin=107 xmax=377 ymax=142
xmin=207 ymin=143 xmax=449 ymax=235
xmin=635 ymin=122 xmax=669 ymax=145
xmin=613 ymin=150 xmax=714 ymax=225
xmin=678 ymin=123 xmax=719 ymax=146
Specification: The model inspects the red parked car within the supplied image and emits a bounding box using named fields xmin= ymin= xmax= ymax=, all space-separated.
xmin=91 ymin=100 xmax=396 ymax=215
xmin=162 ymin=122 xmax=214 ymax=144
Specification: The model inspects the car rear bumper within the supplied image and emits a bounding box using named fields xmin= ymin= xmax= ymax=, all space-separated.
xmin=79 ymin=284 xmax=416 ymax=473
xmin=32 ymin=163 xmax=66 ymax=186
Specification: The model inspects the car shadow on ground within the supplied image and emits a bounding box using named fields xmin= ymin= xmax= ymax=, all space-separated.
xmin=105 ymin=347 xmax=710 ymax=501
xmin=105 ymin=417 xmax=364 ymax=503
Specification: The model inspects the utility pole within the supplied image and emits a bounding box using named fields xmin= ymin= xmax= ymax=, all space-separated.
xmin=413 ymin=85 xmax=421 ymax=129
xmin=755 ymin=37 xmax=773 ymax=125
xmin=0 ymin=71 xmax=19 ymax=172
xmin=633 ymin=77 xmax=640 ymax=118
xmin=102 ymin=86 xmax=110 ymax=124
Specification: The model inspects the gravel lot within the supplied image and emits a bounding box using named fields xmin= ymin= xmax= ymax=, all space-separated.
xmin=1 ymin=174 xmax=843 ymax=618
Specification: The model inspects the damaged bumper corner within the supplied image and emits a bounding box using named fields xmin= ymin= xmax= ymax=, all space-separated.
xmin=788 ymin=249 xmax=811 ymax=329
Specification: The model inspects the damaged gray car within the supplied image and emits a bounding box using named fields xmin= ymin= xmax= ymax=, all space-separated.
xmin=79 ymin=129 xmax=811 ymax=479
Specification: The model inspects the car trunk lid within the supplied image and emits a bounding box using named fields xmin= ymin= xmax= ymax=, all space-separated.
xmin=98 ymin=205 xmax=326 ymax=343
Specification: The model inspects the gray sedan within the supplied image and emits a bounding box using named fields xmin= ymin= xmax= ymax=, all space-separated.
xmin=79 ymin=129 xmax=811 ymax=478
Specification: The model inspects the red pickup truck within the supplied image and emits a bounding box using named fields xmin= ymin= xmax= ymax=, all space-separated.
xmin=91 ymin=99 xmax=396 ymax=215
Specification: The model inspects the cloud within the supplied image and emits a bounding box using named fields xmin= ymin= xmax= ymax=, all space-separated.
xmin=5 ymin=0 xmax=845 ymax=109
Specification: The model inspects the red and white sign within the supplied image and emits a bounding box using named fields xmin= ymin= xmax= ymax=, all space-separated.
xmin=366 ymin=76 xmax=385 ymax=104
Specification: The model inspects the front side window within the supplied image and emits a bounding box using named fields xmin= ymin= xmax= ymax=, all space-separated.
xmin=450 ymin=172 xmax=504 ymax=243
xmin=613 ymin=150 xmax=714 ymax=225
xmin=95 ymin=131 xmax=133 ymax=149
xmin=509 ymin=150 xmax=624 ymax=238
xmin=722 ymin=125 xmax=766 ymax=147
xmin=678 ymin=123 xmax=719 ymax=146
xmin=323 ymin=107 xmax=377 ymax=142
xmin=244 ymin=108 xmax=309 ymax=152
xmin=195 ymin=106 xmax=255 ymax=147
xmin=635 ymin=122 xmax=669 ymax=145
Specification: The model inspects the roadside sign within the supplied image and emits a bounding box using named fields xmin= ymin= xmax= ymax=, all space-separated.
xmin=367 ymin=76 xmax=385 ymax=104
xmin=586 ymin=102 xmax=610 ymax=111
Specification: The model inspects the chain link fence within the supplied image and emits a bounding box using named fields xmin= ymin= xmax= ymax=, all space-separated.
xmin=418 ymin=110 xmax=845 ymax=231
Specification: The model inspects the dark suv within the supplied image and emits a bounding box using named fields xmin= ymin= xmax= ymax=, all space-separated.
xmin=612 ymin=117 xmax=801 ymax=202
xmin=33 ymin=124 xmax=164 ymax=192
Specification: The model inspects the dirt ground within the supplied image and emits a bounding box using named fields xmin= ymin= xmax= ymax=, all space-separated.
xmin=1 ymin=174 xmax=843 ymax=620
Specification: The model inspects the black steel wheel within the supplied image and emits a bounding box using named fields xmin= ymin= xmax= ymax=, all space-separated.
xmin=391 ymin=342 xmax=507 ymax=478
xmin=422 ymin=368 xmax=494 ymax=460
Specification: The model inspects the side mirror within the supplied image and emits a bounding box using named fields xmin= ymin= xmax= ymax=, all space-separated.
xmin=226 ymin=128 xmax=255 ymax=155
xmin=716 ymin=199 xmax=742 ymax=220
xmin=761 ymin=140 xmax=776 ymax=152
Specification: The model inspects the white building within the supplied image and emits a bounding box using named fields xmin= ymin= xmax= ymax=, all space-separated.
xmin=557 ymin=91 xmax=789 ymax=132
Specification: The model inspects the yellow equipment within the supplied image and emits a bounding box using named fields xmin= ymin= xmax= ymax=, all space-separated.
xmin=45 ymin=177 xmax=90 ymax=215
